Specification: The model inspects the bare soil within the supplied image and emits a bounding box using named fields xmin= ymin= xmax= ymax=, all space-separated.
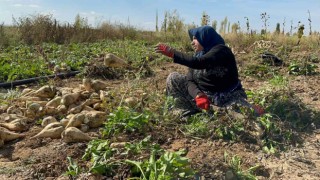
xmin=0 ymin=60 xmax=319 ymax=180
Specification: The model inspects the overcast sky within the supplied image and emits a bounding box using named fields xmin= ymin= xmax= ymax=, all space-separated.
xmin=0 ymin=0 xmax=319 ymax=34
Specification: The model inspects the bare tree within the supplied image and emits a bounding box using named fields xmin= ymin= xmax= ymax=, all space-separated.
xmin=308 ymin=10 xmax=312 ymax=35
xmin=201 ymin=11 xmax=210 ymax=26
xmin=244 ymin=17 xmax=250 ymax=34
xmin=282 ymin=17 xmax=286 ymax=35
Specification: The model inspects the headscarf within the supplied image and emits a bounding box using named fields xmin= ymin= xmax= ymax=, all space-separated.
xmin=188 ymin=25 xmax=225 ymax=56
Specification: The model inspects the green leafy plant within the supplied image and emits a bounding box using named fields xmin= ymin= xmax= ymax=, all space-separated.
xmin=126 ymin=149 xmax=195 ymax=180
xmin=214 ymin=119 xmax=245 ymax=140
xmin=82 ymin=137 xmax=193 ymax=179
xmin=35 ymin=119 xmax=43 ymax=125
xmin=64 ymin=157 xmax=81 ymax=177
xmin=266 ymin=89 xmax=314 ymax=129
xmin=181 ymin=113 xmax=213 ymax=138
xmin=244 ymin=64 xmax=272 ymax=79
xmin=269 ymin=74 xmax=288 ymax=88
xmin=0 ymin=89 xmax=21 ymax=100
xmin=102 ymin=107 xmax=150 ymax=137
xmin=247 ymin=88 xmax=318 ymax=153
xmin=82 ymin=139 xmax=119 ymax=175
xmin=246 ymin=90 xmax=267 ymax=106
xmin=224 ymin=152 xmax=259 ymax=180
xmin=0 ymin=39 xmax=158 ymax=82
xmin=258 ymin=114 xmax=280 ymax=154
xmin=163 ymin=96 xmax=175 ymax=117
xmin=288 ymin=62 xmax=317 ymax=75
xmin=124 ymin=135 xmax=161 ymax=156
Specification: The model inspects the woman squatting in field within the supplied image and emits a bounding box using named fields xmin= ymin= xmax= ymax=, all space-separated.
xmin=155 ymin=25 xmax=263 ymax=118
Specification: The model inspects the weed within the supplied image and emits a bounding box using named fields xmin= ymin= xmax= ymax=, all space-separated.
xmin=181 ymin=113 xmax=214 ymax=138
xmin=82 ymin=136 xmax=193 ymax=179
xmin=101 ymin=106 xmax=150 ymax=138
xmin=251 ymin=88 xmax=319 ymax=151
xmin=0 ymin=89 xmax=22 ymax=100
xmin=35 ymin=119 xmax=43 ymax=125
xmin=163 ymin=96 xmax=175 ymax=117
xmin=269 ymin=74 xmax=288 ymax=88
xmin=22 ymin=156 xmax=39 ymax=165
xmin=246 ymin=90 xmax=267 ymax=107
xmin=258 ymin=113 xmax=282 ymax=154
xmin=288 ymin=62 xmax=317 ymax=75
xmin=0 ymin=166 xmax=24 ymax=175
xmin=214 ymin=118 xmax=245 ymax=141
xmin=244 ymin=64 xmax=272 ymax=79
xmin=124 ymin=135 xmax=161 ymax=156
xmin=266 ymin=89 xmax=315 ymax=130
xmin=126 ymin=149 xmax=195 ymax=180
xmin=64 ymin=157 xmax=81 ymax=177
xmin=224 ymin=152 xmax=259 ymax=180
xmin=82 ymin=139 xmax=119 ymax=175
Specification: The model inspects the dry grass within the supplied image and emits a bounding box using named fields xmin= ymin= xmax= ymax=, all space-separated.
xmin=1 ymin=13 xmax=319 ymax=51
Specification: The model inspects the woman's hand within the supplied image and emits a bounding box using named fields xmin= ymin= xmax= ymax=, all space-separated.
xmin=195 ymin=93 xmax=210 ymax=110
xmin=154 ymin=43 xmax=174 ymax=58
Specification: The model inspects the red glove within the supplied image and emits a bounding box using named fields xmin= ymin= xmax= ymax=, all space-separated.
xmin=252 ymin=104 xmax=265 ymax=116
xmin=195 ymin=93 xmax=210 ymax=110
xmin=155 ymin=43 xmax=174 ymax=58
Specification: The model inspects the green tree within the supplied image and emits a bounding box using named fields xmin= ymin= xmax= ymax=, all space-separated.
xmin=0 ymin=23 xmax=10 ymax=47
xmin=275 ymin=23 xmax=280 ymax=34
xmin=74 ymin=14 xmax=88 ymax=29
xmin=297 ymin=24 xmax=304 ymax=45
xmin=162 ymin=10 xmax=184 ymax=34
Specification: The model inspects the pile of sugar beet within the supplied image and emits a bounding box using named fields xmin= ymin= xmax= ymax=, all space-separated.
xmin=0 ymin=53 xmax=136 ymax=147
xmin=0 ymin=78 xmax=124 ymax=147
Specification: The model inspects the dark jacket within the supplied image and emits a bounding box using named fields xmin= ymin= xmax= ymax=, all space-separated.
xmin=173 ymin=44 xmax=240 ymax=98
xmin=172 ymin=26 xmax=240 ymax=98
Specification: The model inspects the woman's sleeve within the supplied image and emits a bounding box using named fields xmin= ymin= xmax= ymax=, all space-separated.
xmin=173 ymin=49 xmax=220 ymax=69
xmin=186 ymin=68 xmax=201 ymax=98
